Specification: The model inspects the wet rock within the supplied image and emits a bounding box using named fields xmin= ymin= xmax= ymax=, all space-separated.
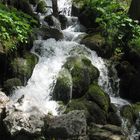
xmin=4 ymin=101 xmax=45 ymax=137
xmin=36 ymin=26 xmax=64 ymax=40
xmin=59 ymin=14 xmax=67 ymax=29
xmin=53 ymin=68 xmax=72 ymax=104
xmin=3 ymin=78 xmax=22 ymax=95
xmin=65 ymin=99 xmax=107 ymax=124
xmin=45 ymin=110 xmax=87 ymax=139
xmin=86 ymin=83 xmax=110 ymax=112
xmin=0 ymin=91 xmax=9 ymax=122
xmin=10 ymin=52 xmax=38 ymax=85
xmin=88 ymin=123 xmax=127 ymax=140
xmin=81 ymin=34 xmax=112 ymax=58
xmin=63 ymin=56 xmax=99 ymax=98
xmin=36 ymin=0 xmax=47 ymax=13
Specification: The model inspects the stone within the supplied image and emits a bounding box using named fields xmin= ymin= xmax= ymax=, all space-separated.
xmin=45 ymin=110 xmax=87 ymax=139
xmin=36 ymin=0 xmax=47 ymax=13
xmin=81 ymin=34 xmax=112 ymax=58
xmin=63 ymin=56 xmax=99 ymax=98
xmin=86 ymin=83 xmax=110 ymax=112
xmin=4 ymin=101 xmax=45 ymax=137
xmin=53 ymin=68 xmax=72 ymax=104
xmin=66 ymin=99 xmax=107 ymax=124
xmin=10 ymin=52 xmax=38 ymax=84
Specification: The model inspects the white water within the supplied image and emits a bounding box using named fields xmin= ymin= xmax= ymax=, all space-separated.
xmin=11 ymin=0 xmax=130 ymax=115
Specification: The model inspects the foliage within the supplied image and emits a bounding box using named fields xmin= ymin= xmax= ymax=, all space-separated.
xmin=0 ymin=3 xmax=38 ymax=52
xmin=74 ymin=0 xmax=140 ymax=51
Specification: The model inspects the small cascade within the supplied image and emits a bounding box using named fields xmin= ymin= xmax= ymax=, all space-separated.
xmin=9 ymin=0 xmax=140 ymax=139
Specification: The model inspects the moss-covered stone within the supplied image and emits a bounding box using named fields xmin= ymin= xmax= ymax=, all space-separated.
xmin=10 ymin=52 xmax=38 ymax=84
xmin=53 ymin=68 xmax=72 ymax=104
xmin=81 ymin=34 xmax=112 ymax=58
xmin=36 ymin=0 xmax=47 ymax=13
xmin=86 ymin=83 xmax=110 ymax=112
xmin=65 ymin=98 xmax=107 ymax=124
xmin=64 ymin=56 xmax=99 ymax=98
xmin=3 ymin=78 xmax=22 ymax=94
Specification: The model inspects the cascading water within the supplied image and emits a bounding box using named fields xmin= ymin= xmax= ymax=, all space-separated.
xmin=10 ymin=0 xmax=139 ymax=139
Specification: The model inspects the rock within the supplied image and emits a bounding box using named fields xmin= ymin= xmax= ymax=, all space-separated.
xmin=63 ymin=56 xmax=99 ymax=98
xmin=44 ymin=110 xmax=87 ymax=139
xmin=88 ymin=123 xmax=127 ymax=140
xmin=4 ymin=101 xmax=45 ymax=137
xmin=53 ymin=68 xmax=72 ymax=104
xmin=65 ymin=99 xmax=107 ymax=124
xmin=36 ymin=0 xmax=47 ymax=13
xmin=86 ymin=83 xmax=110 ymax=112
xmin=0 ymin=91 xmax=9 ymax=122
xmin=3 ymin=78 xmax=22 ymax=95
xmin=44 ymin=15 xmax=54 ymax=26
xmin=36 ymin=26 xmax=64 ymax=40
xmin=10 ymin=52 xmax=38 ymax=84
xmin=81 ymin=34 xmax=112 ymax=58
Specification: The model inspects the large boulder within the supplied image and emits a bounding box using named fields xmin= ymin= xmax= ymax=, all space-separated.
xmin=86 ymin=83 xmax=110 ymax=112
xmin=3 ymin=101 xmax=45 ymax=138
xmin=35 ymin=26 xmax=64 ymax=40
xmin=10 ymin=52 xmax=38 ymax=84
xmin=63 ymin=56 xmax=99 ymax=98
xmin=65 ymin=99 xmax=107 ymax=124
xmin=81 ymin=34 xmax=112 ymax=58
xmin=44 ymin=110 xmax=87 ymax=139
xmin=53 ymin=68 xmax=72 ymax=104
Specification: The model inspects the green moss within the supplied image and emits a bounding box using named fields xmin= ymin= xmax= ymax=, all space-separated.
xmin=63 ymin=56 xmax=99 ymax=98
xmin=29 ymin=0 xmax=40 ymax=5
xmin=53 ymin=68 xmax=72 ymax=104
xmin=36 ymin=0 xmax=47 ymax=13
xmin=4 ymin=78 xmax=22 ymax=94
xmin=11 ymin=52 xmax=38 ymax=84
xmin=86 ymin=83 xmax=110 ymax=112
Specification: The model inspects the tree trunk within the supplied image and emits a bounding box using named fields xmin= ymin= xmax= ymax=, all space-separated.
xmin=52 ymin=0 xmax=59 ymax=18
xmin=128 ymin=0 xmax=140 ymax=21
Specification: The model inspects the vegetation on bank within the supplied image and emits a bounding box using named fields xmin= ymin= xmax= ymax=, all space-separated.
xmin=0 ymin=3 xmax=38 ymax=52
xmin=74 ymin=0 xmax=140 ymax=55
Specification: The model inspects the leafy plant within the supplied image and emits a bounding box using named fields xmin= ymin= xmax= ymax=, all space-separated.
xmin=0 ymin=3 xmax=38 ymax=52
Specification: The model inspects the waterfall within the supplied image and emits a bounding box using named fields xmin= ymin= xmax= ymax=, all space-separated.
xmin=9 ymin=1 xmax=140 ymax=139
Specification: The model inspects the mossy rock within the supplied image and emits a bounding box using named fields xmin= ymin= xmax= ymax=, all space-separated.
xmin=36 ymin=0 xmax=47 ymax=13
xmin=63 ymin=56 xmax=99 ymax=98
xmin=65 ymin=98 xmax=107 ymax=124
xmin=53 ymin=68 xmax=72 ymax=104
xmin=86 ymin=83 xmax=110 ymax=112
xmin=3 ymin=78 xmax=22 ymax=95
xmin=10 ymin=52 xmax=38 ymax=84
xmin=120 ymin=105 xmax=134 ymax=128
xmin=81 ymin=34 xmax=112 ymax=58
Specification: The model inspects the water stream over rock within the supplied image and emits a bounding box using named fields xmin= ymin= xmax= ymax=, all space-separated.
xmin=6 ymin=0 xmax=140 ymax=139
